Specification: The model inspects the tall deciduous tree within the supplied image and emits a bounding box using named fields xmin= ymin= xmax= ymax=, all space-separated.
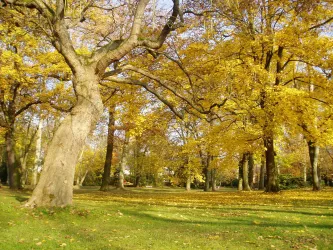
xmin=2 ymin=0 xmax=182 ymax=207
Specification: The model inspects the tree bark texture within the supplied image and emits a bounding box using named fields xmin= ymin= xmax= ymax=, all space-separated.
xmin=264 ymin=136 xmax=279 ymax=192
xmin=308 ymin=140 xmax=320 ymax=191
xmin=26 ymin=72 xmax=103 ymax=207
xmin=100 ymin=108 xmax=115 ymax=191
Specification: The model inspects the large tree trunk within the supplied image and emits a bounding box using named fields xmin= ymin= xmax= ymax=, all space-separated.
xmin=25 ymin=72 xmax=103 ymax=207
xmin=100 ymin=108 xmax=115 ymax=191
xmin=308 ymin=140 xmax=320 ymax=191
xmin=248 ymin=153 xmax=254 ymax=189
xmin=264 ymin=136 xmax=279 ymax=192
xmin=259 ymin=156 xmax=265 ymax=190
xmin=6 ymin=126 xmax=21 ymax=189
xmin=242 ymin=153 xmax=251 ymax=191
xmin=32 ymin=119 xmax=43 ymax=187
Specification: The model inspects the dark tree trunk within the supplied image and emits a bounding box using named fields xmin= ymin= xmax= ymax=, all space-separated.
xmin=248 ymin=153 xmax=254 ymax=189
xmin=5 ymin=127 xmax=21 ymax=189
xmin=134 ymin=175 xmax=141 ymax=187
xmin=100 ymin=108 xmax=115 ymax=191
xmin=308 ymin=140 xmax=320 ymax=191
xmin=264 ymin=136 xmax=279 ymax=192
xmin=259 ymin=156 xmax=265 ymax=190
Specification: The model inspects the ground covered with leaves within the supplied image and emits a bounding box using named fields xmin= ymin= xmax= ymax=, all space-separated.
xmin=0 ymin=187 xmax=332 ymax=250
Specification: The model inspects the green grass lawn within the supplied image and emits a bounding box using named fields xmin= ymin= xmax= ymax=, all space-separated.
xmin=0 ymin=187 xmax=332 ymax=250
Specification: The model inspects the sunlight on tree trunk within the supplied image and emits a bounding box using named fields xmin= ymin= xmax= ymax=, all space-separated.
xmin=26 ymin=72 xmax=103 ymax=207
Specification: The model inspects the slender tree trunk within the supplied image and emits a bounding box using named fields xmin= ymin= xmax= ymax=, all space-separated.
xmin=100 ymin=108 xmax=115 ymax=191
xmin=20 ymin=154 xmax=28 ymax=186
xmin=32 ymin=119 xmax=43 ymax=187
xmin=5 ymin=126 xmax=21 ymax=189
xmin=117 ymin=132 xmax=129 ymax=190
xmin=248 ymin=153 xmax=254 ymax=189
xmin=203 ymin=156 xmax=210 ymax=192
xmin=238 ymin=157 xmax=243 ymax=191
xmin=25 ymin=71 xmax=103 ymax=207
xmin=186 ymin=176 xmax=191 ymax=191
xmin=264 ymin=136 xmax=279 ymax=192
xmin=259 ymin=156 xmax=265 ymax=190
xmin=242 ymin=153 xmax=251 ymax=191
xmin=308 ymin=140 xmax=320 ymax=191
xmin=134 ymin=175 xmax=141 ymax=187
xmin=79 ymin=170 xmax=89 ymax=186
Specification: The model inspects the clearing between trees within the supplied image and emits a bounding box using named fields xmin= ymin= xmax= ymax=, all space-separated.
xmin=0 ymin=187 xmax=332 ymax=250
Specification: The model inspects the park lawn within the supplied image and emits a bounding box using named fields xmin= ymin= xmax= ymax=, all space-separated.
xmin=0 ymin=187 xmax=332 ymax=250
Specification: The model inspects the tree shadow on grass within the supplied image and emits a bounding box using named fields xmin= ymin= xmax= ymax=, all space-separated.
xmin=120 ymin=208 xmax=333 ymax=230
xmin=14 ymin=195 xmax=29 ymax=203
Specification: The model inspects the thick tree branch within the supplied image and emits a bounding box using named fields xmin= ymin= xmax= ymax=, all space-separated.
xmin=105 ymin=76 xmax=184 ymax=119
xmin=138 ymin=0 xmax=182 ymax=49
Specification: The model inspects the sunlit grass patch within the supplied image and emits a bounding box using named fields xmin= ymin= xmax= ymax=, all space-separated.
xmin=0 ymin=186 xmax=332 ymax=249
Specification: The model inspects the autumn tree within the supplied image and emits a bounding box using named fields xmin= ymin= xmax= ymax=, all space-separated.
xmin=0 ymin=0 xmax=184 ymax=206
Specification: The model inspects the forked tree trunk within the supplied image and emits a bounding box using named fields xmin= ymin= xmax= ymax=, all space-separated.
xmin=25 ymin=72 xmax=103 ymax=207
xmin=100 ymin=108 xmax=115 ymax=191
xmin=308 ymin=140 xmax=320 ymax=191
xmin=264 ymin=136 xmax=279 ymax=192
xmin=242 ymin=153 xmax=251 ymax=191
xmin=259 ymin=156 xmax=265 ymax=190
